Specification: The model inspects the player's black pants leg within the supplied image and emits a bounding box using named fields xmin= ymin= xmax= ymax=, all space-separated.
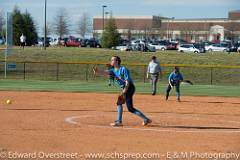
xmin=125 ymin=84 xmax=148 ymax=121
xmin=166 ymin=84 xmax=172 ymax=100
xmin=125 ymin=84 xmax=136 ymax=113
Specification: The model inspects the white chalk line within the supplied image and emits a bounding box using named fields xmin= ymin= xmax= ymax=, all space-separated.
xmin=65 ymin=115 xmax=90 ymax=124
xmin=64 ymin=115 xmax=240 ymax=133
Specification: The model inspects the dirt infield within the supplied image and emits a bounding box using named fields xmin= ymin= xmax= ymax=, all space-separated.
xmin=0 ymin=91 xmax=239 ymax=159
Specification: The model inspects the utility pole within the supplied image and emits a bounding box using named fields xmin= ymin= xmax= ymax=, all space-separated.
xmin=102 ymin=5 xmax=107 ymax=31
xmin=44 ymin=0 xmax=47 ymax=50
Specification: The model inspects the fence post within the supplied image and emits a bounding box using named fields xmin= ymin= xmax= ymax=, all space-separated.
xmin=143 ymin=65 xmax=146 ymax=83
xmin=210 ymin=67 xmax=213 ymax=85
xmin=23 ymin=62 xmax=26 ymax=80
xmin=56 ymin=63 xmax=59 ymax=81
xmin=86 ymin=64 xmax=89 ymax=81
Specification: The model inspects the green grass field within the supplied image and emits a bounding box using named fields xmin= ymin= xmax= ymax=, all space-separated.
xmin=0 ymin=79 xmax=239 ymax=97
xmin=0 ymin=46 xmax=240 ymax=65
xmin=0 ymin=46 xmax=239 ymax=97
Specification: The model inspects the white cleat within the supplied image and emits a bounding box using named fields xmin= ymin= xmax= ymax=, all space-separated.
xmin=142 ymin=119 xmax=152 ymax=126
xmin=110 ymin=121 xmax=123 ymax=127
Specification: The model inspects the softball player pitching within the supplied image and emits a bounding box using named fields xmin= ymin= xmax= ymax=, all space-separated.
xmin=94 ymin=56 xmax=152 ymax=127
xmin=166 ymin=66 xmax=183 ymax=102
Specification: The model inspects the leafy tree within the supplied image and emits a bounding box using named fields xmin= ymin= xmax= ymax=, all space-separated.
xmin=12 ymin=6 xmax=24 ymax=45
xmin=12 ymin=6 xmax=38 ymax=45
xmin=22 ymin=11 xmax=38 ymax=45
xmin=101 ymin=17 xmax=120 ymax=48
xmin=0 ymin=10 xmax=5 ymax=37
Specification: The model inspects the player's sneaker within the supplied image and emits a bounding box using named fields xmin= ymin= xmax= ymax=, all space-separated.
xmin=110 ymin=121 xmax=123 ymax=127
xmin=177 ymin=98 xmax=181 ymax=102
xmin=142 ymin=119 xmax=152 ymax=126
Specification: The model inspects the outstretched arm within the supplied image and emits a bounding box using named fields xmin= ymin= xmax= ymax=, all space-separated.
xmin=93 ymin=66 xmax=111 ymax=77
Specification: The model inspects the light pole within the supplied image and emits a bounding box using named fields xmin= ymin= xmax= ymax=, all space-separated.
xmin=102 ymin=5 xmax=107 ymax=31
xmin=167 ymin=19 xmax=169 ymax=40
xmin=105 ymin=11 xmax=109 ymax=19
xmin=167 ymin=17 xmax=174 ymax=40
xmin=44 ymin=0 xmax=47 ymax=50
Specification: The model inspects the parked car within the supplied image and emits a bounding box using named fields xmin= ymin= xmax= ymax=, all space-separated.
xmin=49 ymin=38 xmax=60 ymax=46
xmin=0 ymin=36 xmax=5 ymax=45
xmin=36 ymin=38 xmax=43 ymax=47
xmin=178 ymin=44 xmax=200 ymax=53
xmin=205 ymin=44 xmax=228 ymax=52
xmin=88 ymin=38 xmax=101 ymax=48
xmin=145 ymin=44 xmax=156 ymax=52
xmin=148 ymin=42 xmax=167 ymax=51
xmin=65 ymin=36 xmax=81 ymax=47
xmin=237 ymin=46 xmax=240 ymax=53
xmin=36 ymin=37 xmax=50 ymax=47
xmin=159 ymin=40 xmax=178 ymax=50
xmin=227 ymin=43 xmax=240 ymax=52
xmin=116 ymin=43 xmax=132 ymax=51
xmin=131 ymin=39 xmax=145 ymax=45
xmin=80 ymin=38 xmax=101 ymax=48
xmin=79 ymin=39 xmax=88 ymax=47
xmin=131 ymin=43 xmax=156 ymax=52
xmin=193 ymin=43 xmax=206 ymax=53
xmin=170 ymin=38 xmax=188 ymax=44
xmin=59 ymin=37 xmax=69 ymax=46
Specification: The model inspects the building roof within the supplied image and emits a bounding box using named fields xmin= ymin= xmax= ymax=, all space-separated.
xmin=93 ymin=16 xmax=153 ymax=19
xmin=229 ymin=10 xmax=240 ymax=13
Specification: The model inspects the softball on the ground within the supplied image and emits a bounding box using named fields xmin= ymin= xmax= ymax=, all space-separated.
xmin=6 ymin=99 xmax=12 ymax=104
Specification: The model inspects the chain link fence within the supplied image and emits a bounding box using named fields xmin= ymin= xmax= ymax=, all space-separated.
xmin=1 ymin=61 xmax=240 ymax=85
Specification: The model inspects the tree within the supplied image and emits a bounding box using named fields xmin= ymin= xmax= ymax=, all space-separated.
xmin=0 ymin=10 xmax=5 ymax=37
xmin=53 ymin=8 xmax=69 ymax=38
xmin=101 ymin=17 xmax=120 ymax=48
xmin=22 ymin=10 xmax=38 ymax=46
xmin=77 ymin=13 xmax=91 ymax=38
xmin=12 ymin=6 xmax=38 ymax=46
xmin=227 ymin=22 xmax=238 ymax=42
xmin=42 ymin=22 xmax=52 ymax=37
xmin=126 ymin=21 xmax=133 ymax=40
xmin=12 ymin=6 xmax=24 ymax=45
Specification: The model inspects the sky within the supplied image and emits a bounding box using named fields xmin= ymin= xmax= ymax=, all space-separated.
xmin=1 ymin=0 xmax=239 ymax=35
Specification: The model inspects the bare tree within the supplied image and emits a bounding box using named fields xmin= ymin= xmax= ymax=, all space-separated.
xmin=227 ymin=22 xmax=238 ymax=42
xmin=180 ymin=28 xmax=192 ymax=42
xmin=0 ymin=10 xmax=5 ymax=36
xmin=125 ymin=21 xmax=133 ymax=40
xmin=152 ymin=16 xmax=162 ymax=39
xmin=42 ymin=22 xmax=52 ymax=37
xmin=77 ymin=13 xmax=91 ymax=38
xmin=53 ymin=8 xmax=69 ymax=38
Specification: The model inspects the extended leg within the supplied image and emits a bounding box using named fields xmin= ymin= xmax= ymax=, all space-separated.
xmin=166 ymin=84 xmax=172 ymax=100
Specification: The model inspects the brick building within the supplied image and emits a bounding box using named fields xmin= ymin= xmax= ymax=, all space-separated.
xmin=93 ymin=10 xmax=240 ymax=42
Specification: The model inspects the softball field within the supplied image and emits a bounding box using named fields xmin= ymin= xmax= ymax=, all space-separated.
xmin=0 ymin=91 xmax=239 ymax=159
